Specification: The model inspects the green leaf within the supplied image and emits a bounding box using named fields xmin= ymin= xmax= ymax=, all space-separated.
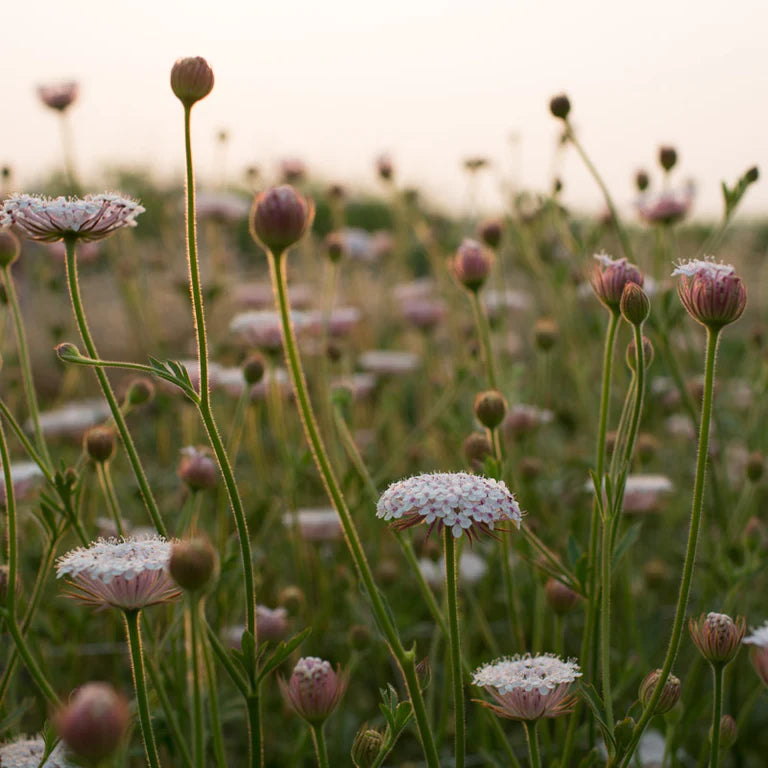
xmin=577 ymin=681 xmax=616 ymax=756
xmin=257 ymin=627 xmax=312 ymax=682
xmin=612 ymin=522 xmax=642 ymax=568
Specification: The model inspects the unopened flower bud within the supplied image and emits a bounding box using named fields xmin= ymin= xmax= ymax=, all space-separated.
xmin=464 ymin=432 xmax=492 ymax=468
xmin=659 ymin=146 xmax=678 ymax=172
xmin=478 ymin=218 xmax=503 ymax=250
xmin=0 ymin=230 xmax=20 ymax=268
xmin=84 ymin=425 xmax=116 ymax=464
xmin=351 ymin=726 xmax=384 ymax=768
xmin=348 ymin=624 xmax=372 ymax=651
xmin=591 ymin=253 xmax=644 ymax=312
xmin=474 ymin=390 xmax=508 ymax=430
xmin=453 ymin=239 xmax=492 ymax=292
xmin=55 ymin=682 xmax=130 ymax=761
xmin=55 ymin=342 xmax=82 ymax=361
xmin=638 ymin=669 xmax=681 ymax=714
xmin=545 ymin=577 xmax=580 ymax=615
xmin=689 ymin=612 xmax=745 ymax=667
xmin=626 ymin=336 xmax=654 ymax=372
xmin=635 ymin=170 xmax=650 ymax=192
xmin=256 ymin=605 xmax=289 ymax=642
xmin=243 ymin=353 xmax=266 ymax=385
xmin=376 ymin=154 xmax=394 ymax=181
xmin=126 ymin=377 xmax=155 ymax=407
xmin=745 ymin=166 xmax=759 ymax=184
xmin=718 ymin=714 xmax=737 ymax=750
xmin=170 ymin=56 xmax=214 ymax=107
xmin=746 ymin=450 xmax=764 ymax=483
xmin=169 ymin=536 xmax=218 ymax=592
xmin=549 ymin=94 xmax=571 ymax=120
xmin=534 ymin=317 xmax=559 ymax=351
xmin=673 ymin=259 xmax=746 ymax=331
xmin=614 ymin=717 xmax=636 ymax=750
xmin=324 ymin=232 xmax=345 ymax=263
xmin=278 ymin=657 xmax=348 ymax=726
xmin=178 ymin=446 xmax=219 ymax=492
xmin=620 ymin=282 xmax=651 ymax=326
xmin=250 ymin=185 xmax=315 ymax=256
xmin=278 ymin=585 xmax=305 ymax=614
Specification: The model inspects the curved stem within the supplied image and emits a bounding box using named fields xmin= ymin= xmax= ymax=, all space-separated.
xmin=709 ymin=665 xmax=723 ymax=768
xmin=310 ymin=723 xmax=329 ymax=768
xmin=469 ymin=291 xmax=497 ymax=390
xmin=63 ymin=237 xmax=167 ymax=538
xmin=268 ymin=251 xmax=439 ymax=768
xmin=124 ymin=609 xmax=162 ymax=768
xmin=1 ymin=265 xmax=52 ymax=466
xmin=444 ymin=531 xmax=465 ymax=768
xmin=621 ymin=328 xmax=721 ymax=766
xmin=524 ymin=721 xmax=542 ymax=768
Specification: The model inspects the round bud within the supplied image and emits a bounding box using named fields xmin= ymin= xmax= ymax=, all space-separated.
xmin=0 ymin=230 xmax=20 ymax=268
xmin=545 ymin=577 xmax=579 ymax=615
xmin=376 ymin=154 xmax=394 ymax=181
xmin=126 ymin=377 xmax=155 ymax=407
xmin=626 ymin=336 xmax=654 ymax=372
xmin=327 ymin=183 xmax=345 ymax=200
xmin=278 ymin=585 xmax=305 ymax=614
xmin=638 ymin=669 xmax=681 ymax=714
xmin=55 ymin=342 xmax=82 ymax=361
xmin=659 ymin=145 xmax=678 ymax=172
xmin=477 ymin=218 xmax=503 ymax=250
xmin=256 ymin=605 xmax=289 ymax=642
xmin=549 ymin=93 xmax=571 ymax=120
xmin=464 ymin=432 xmax=492 ymax=467
xmin=243 ymin=353 xmax=266 ymax=385
xmin=324 ymin=232 xmax=346 ymax=263
xmin=689 ymin=612 xmax=745 ymax=667
xmin=745 ymin=166 xmax=759 ymax=184
xmin=534 ymin=317 xmax=559 ymax=351
xmin=746 ymin=450 xmax=764 ymax=483
xmin=620 ymin=282 xmax=651 ymax=326
xmin=169 ymin=536 xmax=219 ymax=592
xmin=55 ymin=682 xmax=130 ymax=762
xmin=351 ymin=726 xmax=384 ymax=768
xmin=474 ymin=390 xmax=508 ymax=430
xmin=178 ymin=446 xmax=219 ymax=492
xmin=614 ymin=717 xmax=636 ymax=751
xmin=719 ymin=714 xmax=737 ymax=750
xmin=453 ymin=239 xmax=492 ymax=292
xmin=170 ymin=56 xmax=214 ymax=107
xmin=250 ymin=185 xmax=315 ymax=256
xmin=635 ymin=170 xmax=650 ymax=192
xmin=84 ymin=425 xmax=116 ymax=464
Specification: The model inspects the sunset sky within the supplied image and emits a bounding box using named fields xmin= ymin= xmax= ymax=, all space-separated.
xmin=3 ymin=0 xmax=766 ymax=218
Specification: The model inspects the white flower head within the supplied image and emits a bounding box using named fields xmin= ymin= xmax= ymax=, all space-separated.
xmin=473 ymin=653 xmax=581 ymax=695
xmin=743 ymin=621 xmax=768 ymax=648
xmin=671 ymin=257 xmax=735 ymax=279
xmin=377 ymin=471 xmax=522 ymax=540
xmin=0 ymin=736 xmax=74 ymax=767
xmin=593 ymin=251 xmax=625 ymax=267
xmin=1 ymin=194 xmax=144 ymax=243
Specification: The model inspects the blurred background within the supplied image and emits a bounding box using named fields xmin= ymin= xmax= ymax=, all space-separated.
xmin=3 ymin=0 xmax=766 ymax=218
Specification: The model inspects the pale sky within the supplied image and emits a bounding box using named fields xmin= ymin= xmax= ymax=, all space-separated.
xmin=3 ymin=0 xmax=767 ymax=219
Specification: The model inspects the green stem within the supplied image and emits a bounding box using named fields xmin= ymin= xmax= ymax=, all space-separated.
xmin=620 ymin=328 xmax=721 ymax=767
xmin=524 ymin=721 xmax=542 ymax=768
xmin=469 ymin=291 xmax=497 ymax=390
xmin=0 ymin=399 xmax=54 ymax=486
xmin=246 ymin=691 xmax=263 ymax=768
xmin=124 ymin=609 xmax=162 ymax=768
xmin=310 ymin=724 xmax=329 ymax=768
xmin=202 ymin=624 xmax=228 ymax=768
xmin=97 ymin=462 xmax=125 ymax=537
xmin=1 ymin=265 xmax=52 ymax=466
xmin=189 ymin=597 xmax=205 ymax=768
xmin=63 ymin=237 xmax=167 ymax=538
xmin=710 ymin=665 xmax=723 ymax=768
xmin=445 ymin=531 xmax=466 ymax=768
xmin=268 ymin=251 xmax=439 ymax=768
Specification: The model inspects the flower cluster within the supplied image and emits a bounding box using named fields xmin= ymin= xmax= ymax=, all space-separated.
xmin=1 ymin=194 xmax=144 ymax=243
xmin=376 ymin=472 xmax=522 ymax=540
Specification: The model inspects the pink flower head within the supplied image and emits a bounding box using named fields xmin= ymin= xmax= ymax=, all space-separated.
xmin=672 ymin=258 xmax=746 ymax=330
xmin=638 ymin=185 xmax=694 ymax=225
xmin=38 ymin=81 xmax=79 ymax=112
xmin=278 ymin=656 xmax=347 ymax=725
xmin=689 ymin=612 xmax=745 ymax=666
xmin=453 ymin=238 xmax=493 ymax=292
xmin=377 ymin=472 xmax=522 ymax=541
xmin=743 ymin=622 xmax=768 ymax=686
xmin=473 ymin=654 xmax=581 ymax=722
xmin=56 ymin=537 xmax=181 ymax=611
xmin=1 ymin=194 xmax=144 ymax=243
xmin=250 ymin=185 xmax=314 ymax=255
xmin=590 ymin=252 xmax=644 ymax=312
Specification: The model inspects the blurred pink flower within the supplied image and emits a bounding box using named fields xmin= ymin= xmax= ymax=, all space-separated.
xmin=38 ymin=81 xmax=79 ymax=112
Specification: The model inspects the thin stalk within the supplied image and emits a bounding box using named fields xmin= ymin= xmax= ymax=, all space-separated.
xmin=0 ymin=399 xmax=54 ymax=485
xmin=310 ymin=724 xmax=329 ymax=768
xmin=445 ymin=531 xmax=466 ymax=768
xmin=523 ymin=721 xmax=542 ymax=768
xmin=1 ymin=265 xmax=52 ymax=466
xmin=202 ymin=625 xmax=228 ymax=768
xmin=63 ymin=237 xmax=167 ymax=538
xmin=124 ymin=609 xmax=162 ymax=768
xmin=188 ymin=597 xmax=206 ymax=768
xmin=469 ymin=291 xmax=497 ymax=390
xmin=246 ymin=692 xmax=263 ymax=768
xmin=268 ymin=251 xmax=439 ymax=768
xmin=97 ymin=462 xmax=125 ymax=537
xmin=620 ymin=328 xmax=721 ymax=767
xmin=709 ymin=665 xmax=723 ymax=768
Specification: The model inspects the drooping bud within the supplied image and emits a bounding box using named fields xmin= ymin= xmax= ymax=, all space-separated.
xmin=620 ymin=282 xmax=651 ymax=326
xmin=278 ymin=657 xmax=348 ymax=726
xmin=125 ymin=377 xmax=155 ymax=407
xmin=55 ymin=682 xmax=130 ymax=761
xmin=689 ymin=612 xmax=745 ymax=667
xmin=638 ymin=669 xmax=681 ymax=714
xmin=590 ymin=252 xmax=644 ymax=312
xmin=249 ymin=185 xmax=315 ymax=256
xmin=169 ymin=536 xmax=219 ymax=592
xmin=0 ymin=230 xmax=20 ymax=268
xmin=55 ymin=342 xmax=83 ymax=362
xmin=178 ymin=446 xmax=219 ymax=492
xmin=474 ymin=390 xmax=508 ymax=430
xmin=545 ymin=577 xmax=580 ymax=615
xmin=549 ymin=94 xmax=571 ymax=120
xmin=351 ymin=725 xmax=384 ymax=768
xmin=170 ymin=57 xmax=214 ymax=107
xmin=659 ymin=145 xmax=678 ymax=172
xmin=84 ymin=425 xmax=116 ymax=464
xmin=478 ymin=218 xmax=503 ymax=250
xmin=453 ymin=239 xmax=493 ymax=292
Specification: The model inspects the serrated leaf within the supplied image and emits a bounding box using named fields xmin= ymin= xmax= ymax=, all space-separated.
xmin=257 ymin=627 xmax=311 ymax=682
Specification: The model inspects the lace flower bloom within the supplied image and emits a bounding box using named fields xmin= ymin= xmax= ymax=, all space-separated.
xmin=0 ymin=736 xmax=74 ymax=767
xmin=56 ymin=537 xmax=180 ymax=611
xmin=672 ymin=258 xmax=746 ymax=330
xmin=377 ymin=472 xmax=522 ymax=540
xmin=1 ymin=194 xmax=144 ymax=243
xmin=472 ymin=654 xmax=581 ymax=721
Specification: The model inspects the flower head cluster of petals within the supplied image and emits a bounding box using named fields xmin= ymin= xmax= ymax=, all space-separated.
xmin=56 ymin=536 xmax=180 ymax=611
xmin=376 ymin=472 xmax=522 ymax=540
xmin=0 ymin=194 xmax=144 ymax=243
xmin=672 ymin=257 xmax=746 ymax=329
xmin=590 ymin=252 xmax=644 ymax=311
xmin=472 ymin=654 xmax=581 ymax=721
xmin=278 ymin=656 xmax=348 ymax=725
xmin=744 ymin=621 xmax=768 ymax=687
xmin=743 ymin=621 xmax=768 ymax=648
xmin=0 ymin=736 xmax=74 ymax=767
xmin=689 ymin=611 xmax=745 ymax=666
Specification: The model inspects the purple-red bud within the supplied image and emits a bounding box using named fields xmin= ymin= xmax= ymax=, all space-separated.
xmin=170 ymin=57 xmax=214 ymax=107
xmin=250 ymin=185 xmax=315 ymax=256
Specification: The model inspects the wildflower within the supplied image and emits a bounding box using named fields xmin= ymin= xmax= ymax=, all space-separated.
xmin=659 ymin=145 xmax=678 ymax=172
xmin=474 ymin=390 xmax=508 ymax=430
xmin=453 ymin=238 xmax=493 ymax=292
xmin=195 ymin=190 xmax=249 ymax=222
xmin=484 ymin=289 xmax=531 ymax=317
xmin=359 ymin=350 xmax=419 ymax=376
xmin=351 ymin=726 xmax=384 ymax=767
xmin=464 ymin=432 xmax=493 ymax=470
xmin=178 ymin=446 xmax=219 ymax=492
xmin=55 ymin=682 xmax=130 ymax=761
xmin=56 ymin=536 xmax=180 ymax=611
xmin=0 ymin=461 xmax=45 ymax=505
xmin=376 ymin=154 xmax=394 ymax=181
xmin=635 ymin=170 xmax=650 ymax=192
xmin=169 ymin=536 xmax=219 ymax=591
xmin=502 ymin=404 xmax=554 ymax=439
xmin=401 ymin=298 xmax=447 ymax=331
xmin=280 ymin=158 xmax=307 ymax=184
xmin=256 ymin=605 xmax=289 ymax=641
xmin=478 ymin=218 xmax=503 ymax=249
xmin=590 ymin=252 xmax=644 ymax=312
xmin=377 ymin=472 xmax=522 ymax=540
xmin=0 ymin=229 xmax=20 ymax=267
xmin=638 ymin=189 xmax=693 ymax=225
xmin=672 ymin=258 xmax=747 ymax=330
xmin=36 ymin=399 xmax=111 ymax=440
xmin=1 ymin=194 xmax=144 ymax=243
xmin=743 ymin=622 xmax=768 ymax=686
xmin=549 ymin=94 xmax=571 ymax=120
xmin=472 ymin=654 xmax=581 ymax=721
xmin=282 ymin=508 xmax=342 ymax=542
xmin=278 ymin=656 xmax=348 ymax=725
xmin=38 ymin=82 xmax=79 ymax=112
xmin=0 ymin=736 xmax=74 ymax=767
xmin=689 ymin=612 xmax=745 ymax=667
xmin=545 ymin=578 xmax=580 ymax=615
xmin=250 ymin=185 xmax=314 ymax=255
xmin=170 ymin=56 xmax=214 ymax=106
xmin=84 ymin=425 xmax=116 ymax=464
xmin=639 ymin=669 xmax=682 ymax=714
xmin=719 ymin=714 xmax=737 ymax=750
xmin=620 ymin=282 xmax=651 ymax=326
